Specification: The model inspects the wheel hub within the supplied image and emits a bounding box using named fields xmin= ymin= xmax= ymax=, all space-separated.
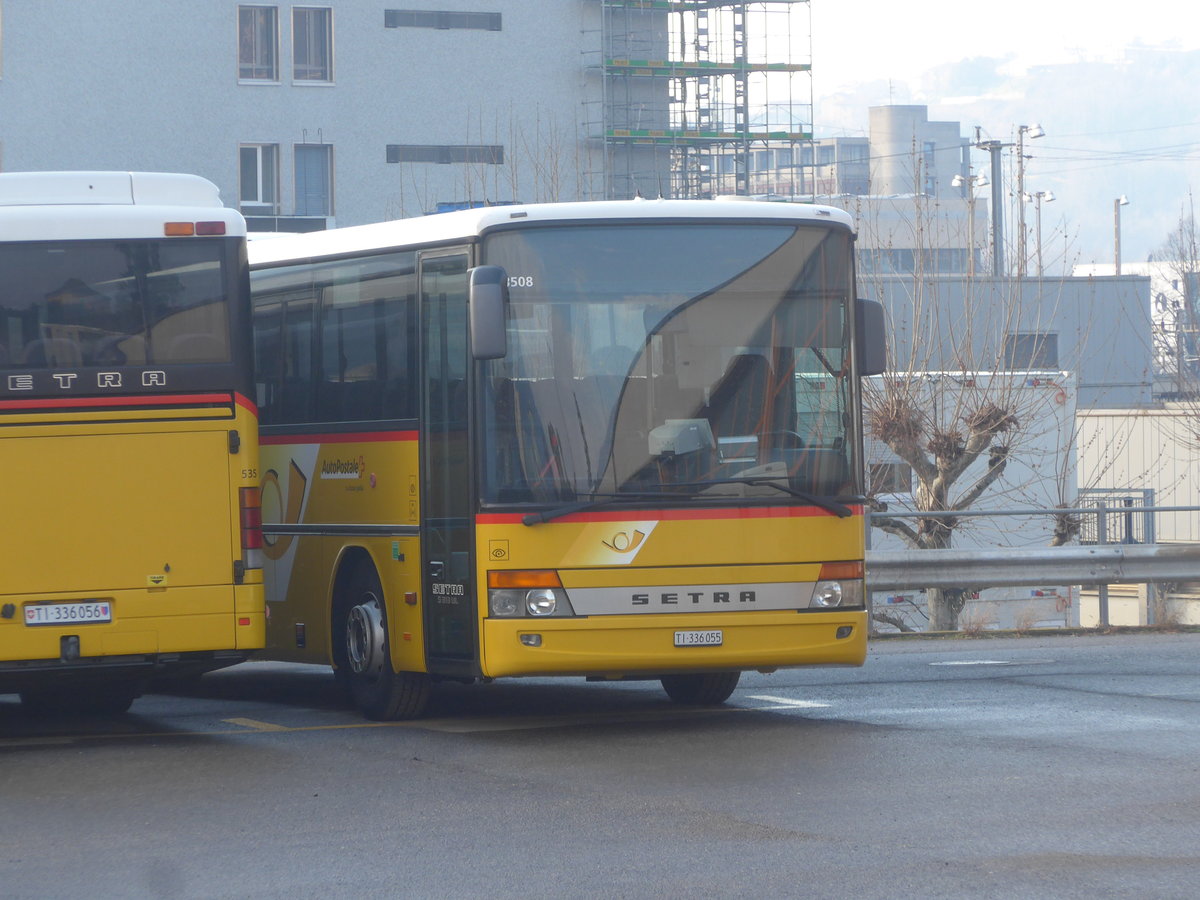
xmin=346 ymin=595 xmax=385 ymax=676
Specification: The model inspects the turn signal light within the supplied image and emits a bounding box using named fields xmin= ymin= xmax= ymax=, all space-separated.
xmin=819 ymin=561 xmax=863 ymax=580
xmin=240 ymin=487 xmax=263 ymax=552
xmin=488 ymin=570 xmax=563 ymax=589
xmin=164 ymin=221 xmax=227 ymax=236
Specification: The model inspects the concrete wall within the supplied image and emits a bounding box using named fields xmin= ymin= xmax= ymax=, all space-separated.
xmin=868 ymin=105 xmax=968 ymax=197
xmin=867 ymin=274 xmax=1153 ymax=409
xmin=1077 ymin=404 xmax=1200 ymax=541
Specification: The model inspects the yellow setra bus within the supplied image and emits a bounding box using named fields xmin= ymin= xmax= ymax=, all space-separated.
xmin=248 ymin=199 xmax=885 ymax=719
xmin=0 ymin=171 xmax=264 ymax=714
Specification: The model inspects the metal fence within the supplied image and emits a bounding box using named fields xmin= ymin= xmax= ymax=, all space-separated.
xmin=865 ymin=503 xmax=1200 ymax=630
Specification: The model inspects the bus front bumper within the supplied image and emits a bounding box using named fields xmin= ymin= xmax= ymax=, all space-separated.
xmin=480 ymin=608 xmax=867 ymax=678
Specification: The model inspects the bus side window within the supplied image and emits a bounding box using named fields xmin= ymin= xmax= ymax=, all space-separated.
xmin=280 ymin=298 xmax=315 ymax=424
xmin=253 ymin=304 xmax=283 ymax=424
xmin=314 ymin=253 xmax=416 ymax=424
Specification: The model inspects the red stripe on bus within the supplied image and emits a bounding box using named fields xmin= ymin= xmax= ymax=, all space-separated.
xmin=234 ymin=392 xmax=259 ymax=417
xmin=260 ymin=430 xmax=418 ymax=445
xmin=476 ymin=505 xmax=864 ymax=525
xmin=0 ymin=392 xmax=234 ymax=411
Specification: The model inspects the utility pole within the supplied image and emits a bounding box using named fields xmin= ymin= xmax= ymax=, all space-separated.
xmin=975 ymin=128 xmax=1007 ymax=277
xmin=1015 ymin=124 xmax=1044 ymax=278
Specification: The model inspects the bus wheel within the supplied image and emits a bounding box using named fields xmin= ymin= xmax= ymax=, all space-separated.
xmin=339 ymin=563 xmax=430 ymax=721
xmin=20 ymin=681 xmax=140 ymax=716
xmin=660 ymin=671 xmax=741 ymax=706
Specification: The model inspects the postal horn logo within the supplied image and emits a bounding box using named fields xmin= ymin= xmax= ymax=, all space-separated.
xmin=602 ymin=529 xmax=646 ymax=554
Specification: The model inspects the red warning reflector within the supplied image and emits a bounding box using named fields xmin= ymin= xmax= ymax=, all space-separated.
xmin=195 ymin=221 xmax=227 ymax=236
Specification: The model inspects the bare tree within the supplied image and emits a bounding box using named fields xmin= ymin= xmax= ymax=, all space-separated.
xmin=854 ymin=151 xmax=1083 ymax=632
xmin=1150 ymin=196 xmax=1200 ymax=397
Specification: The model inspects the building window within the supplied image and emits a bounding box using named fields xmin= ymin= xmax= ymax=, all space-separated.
xmin=384 ymin=10 xmax=502 ymax=31
xmin=1002 ymin=332 xmax=1059 ymax=369
xmin=386 ymin=144 xmax=504 ymax=165
xmin=870 ymin=462 xmax=913 ymax=495
xmin=240 ymin=144 xmax=280 ymax=214
xmin=239 ymin=6 xmax=279 ymax=81
xmin=294 ymin=144 xmax=333 ymax=216
xmin=293 ymin=7 xmax=333 ymax=82
xmin=922 ymin=141 xmax=939 ymax=195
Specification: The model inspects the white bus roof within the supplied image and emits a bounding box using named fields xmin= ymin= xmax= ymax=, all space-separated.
xmin=248 ymin=198 xmax=856 ymax=267
xmin=0 ymin=171 xmax=245 ymax=241
xmin=0 ymin=171 xmax=225 ymax=207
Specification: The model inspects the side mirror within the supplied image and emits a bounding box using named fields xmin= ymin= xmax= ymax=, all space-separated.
xmin=855 ymin=297 xmax=887 ymax=376
xmin=469 ymin=265 xmax=508 ymax=360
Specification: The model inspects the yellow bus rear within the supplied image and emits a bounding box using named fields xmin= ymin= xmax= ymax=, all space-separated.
xmin=0 ymin=172 xmax=264 ymax=714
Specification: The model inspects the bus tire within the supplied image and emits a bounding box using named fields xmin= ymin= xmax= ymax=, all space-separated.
xmin=337 ymin=561 xmax=430 ymax=721
xmin=660 ymin=671 xmax=741 ymax=706
xmin=20 ymin=681 xmax=140 ymax=716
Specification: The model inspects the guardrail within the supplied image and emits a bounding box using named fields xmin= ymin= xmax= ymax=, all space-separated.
xmin=866 ymin=544 xmax=1200 ymax=590
xmin=865 ymin=504 xmax=1200 ymax=627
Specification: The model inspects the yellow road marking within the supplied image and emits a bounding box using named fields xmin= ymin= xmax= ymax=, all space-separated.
xmin=0 ymin=737 xmax=77 ymax=749
xmin=222 ymin=717 xmax=291 ymax=732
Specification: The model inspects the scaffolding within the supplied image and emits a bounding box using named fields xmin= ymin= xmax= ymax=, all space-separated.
xmin=594 ymin=0 xmax=812 ymax=200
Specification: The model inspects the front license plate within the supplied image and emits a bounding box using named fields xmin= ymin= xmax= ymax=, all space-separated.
xmin=674 ymin=629 xmax=722 ymax=647
xmin=25 ymin=601 xmax=112 ymax=627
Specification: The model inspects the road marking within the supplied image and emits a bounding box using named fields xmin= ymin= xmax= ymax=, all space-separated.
xmin=223 ymin=717 xmax=291 ymax=732
xmin=747 ymin=695 xmax=831 ymax=709
xmin=0 ymin=736 xmax=77 ymax=749
xmin=929 ymin=660 xmax=1014 ymax=666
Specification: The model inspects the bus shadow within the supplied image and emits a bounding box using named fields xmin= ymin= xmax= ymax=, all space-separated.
xmin=152 ymin=660 xmax=676 ymax=721
xmin=150 ymin=659 xmax=350 ymax=711
xmin=0 ymin=693 xmax=223 ymax=746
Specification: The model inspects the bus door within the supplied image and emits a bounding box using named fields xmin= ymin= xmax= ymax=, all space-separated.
xmin=419 ymin=251 xmax=477 ymax=673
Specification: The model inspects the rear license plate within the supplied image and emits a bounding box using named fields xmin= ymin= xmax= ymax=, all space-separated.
xmin=25 ymin=601 xmax=112 ymax=626
xmin=674 ymin=629 xmax=722 ymax=647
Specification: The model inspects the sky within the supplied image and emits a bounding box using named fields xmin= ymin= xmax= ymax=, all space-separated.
xmin=806 ymin=0 xmax=1200 ymax=269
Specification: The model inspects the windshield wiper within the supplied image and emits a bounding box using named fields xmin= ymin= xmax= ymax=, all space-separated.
xmin=734 ymin=479 xmax=854 ymax=517
xmin=521 ymin=490 xmax=703 ymax=526
xmin=676 ymin=477 xmax=855 ymax=518
xmin=522 ymin=482 xmax=857 ymax=524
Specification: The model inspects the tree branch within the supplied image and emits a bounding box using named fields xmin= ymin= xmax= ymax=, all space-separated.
xmin=871 ymin=516 xmax=921 ymax=545
xmin=872 ymin=609 xmax=917 ymax=633
xmin=952 ymin=447 xmax=1010 ymax=511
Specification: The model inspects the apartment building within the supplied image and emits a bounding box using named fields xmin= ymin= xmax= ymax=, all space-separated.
xmin=0 ymin=2 xmax=609 ymax=231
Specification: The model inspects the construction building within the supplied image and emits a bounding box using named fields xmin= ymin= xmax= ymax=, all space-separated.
xmin=595 ymin=1 xmax=813 ymax=200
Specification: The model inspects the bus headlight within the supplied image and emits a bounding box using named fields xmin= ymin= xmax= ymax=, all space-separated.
xmin=811 ymin=580 xmax=843 ymax=608
xmin=809 ymin=580 xmax=865 ymax=609
xmin=487 ymin=583 xmax=575 ymax=617
xmin=491 ymin=590 xmax=522 ymax=617
xmin=526 ymin=589 xmax=557 ymax=616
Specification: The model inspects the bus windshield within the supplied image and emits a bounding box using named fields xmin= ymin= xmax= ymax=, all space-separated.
xmin=0 ymin=238 xmax=234 ymax=372
xmin=480 ymin=222 xmax=857 ymax=506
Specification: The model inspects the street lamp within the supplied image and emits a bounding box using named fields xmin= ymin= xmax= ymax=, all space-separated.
xmin=953 ymin=172 xmax=989 ymax=277
xmin=975 ymin=122 xmax=1043 ymax=278
xmin=1114 ymin=194 xmax=1130 ymax=275
xmin=974 ymin=129 xmax=1008 ymax=276
xmin=1024 ymin=190 xmax=1055 ymax=277
xmin=1016 ymin=123 xmax=1045 ymax=278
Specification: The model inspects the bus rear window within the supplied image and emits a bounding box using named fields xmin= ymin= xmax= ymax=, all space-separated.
xmin=0 ymin=239 xmax=233 ymax=369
